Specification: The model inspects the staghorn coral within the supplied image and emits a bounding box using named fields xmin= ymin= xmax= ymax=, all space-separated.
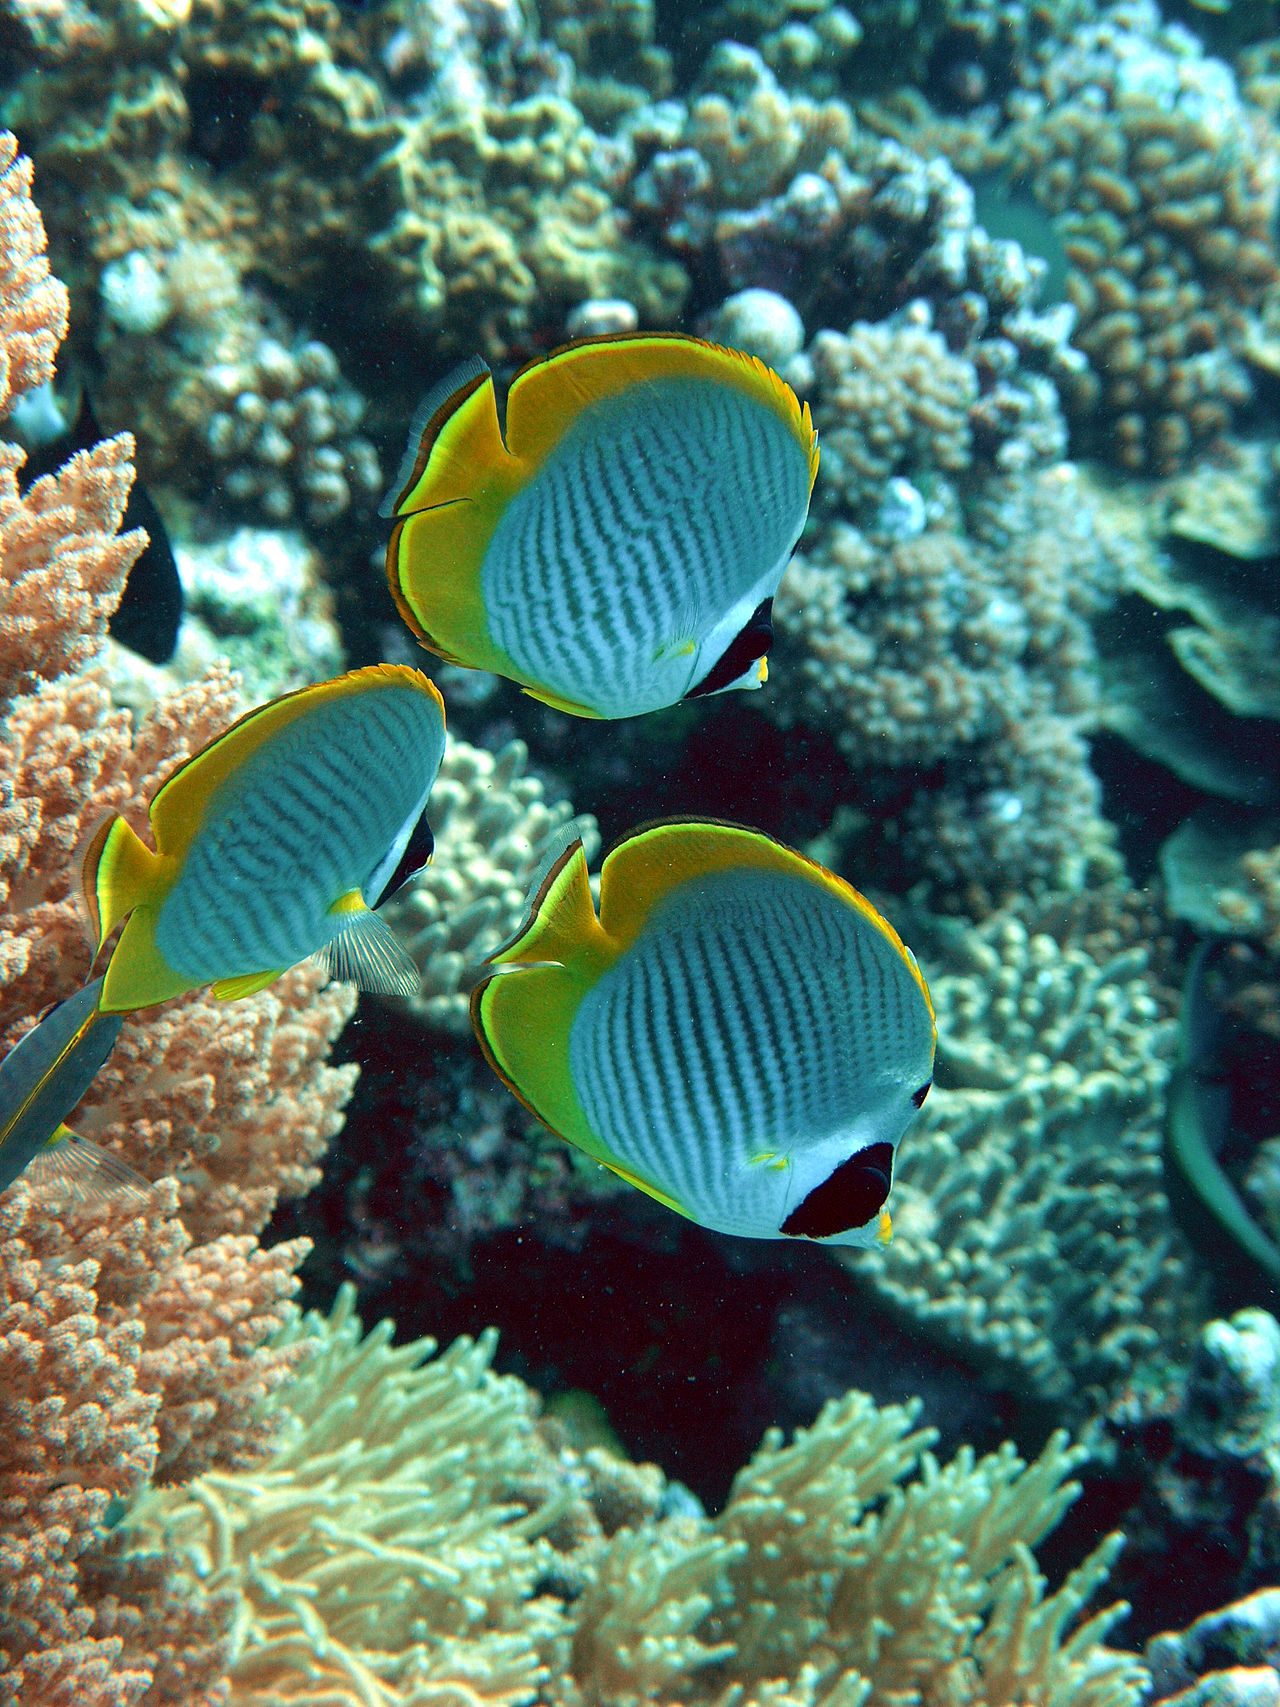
xmin=109 ymin=1284 xmax=1150 ymax=1707
xmin=381 ymin=737 xmax=599 ymax=1035
xmin=845 ymin=904 xmax=1204 ymax=1409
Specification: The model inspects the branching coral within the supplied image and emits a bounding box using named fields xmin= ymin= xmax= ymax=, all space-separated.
xmin=110 ymin=1286 xmax=1150 ymax=1707
xmin=846 ymin=906 xmax=1203 ymax=1408
xmin=0 ymin=134 xmax=358 ymax=1702
xmin=0 ymin=130 xmax=68 ymax=417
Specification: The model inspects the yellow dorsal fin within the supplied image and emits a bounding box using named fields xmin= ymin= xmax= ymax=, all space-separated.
xmin=82 ymin=817 xmax=163 ymax=948
xmin=488 ymin=838 xmax=610 ymax=972
xmin=503 ymin=333 xmax=818 ymax=491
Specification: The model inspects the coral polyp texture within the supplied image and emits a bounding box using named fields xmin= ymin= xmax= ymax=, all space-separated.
xmin=0 ymin=133 xmax=357 ymax=1702
xmin=110 ymin=1284 xmax=1148 ymax=1707
xmin=765 ymin=309 xmax=1117 ymax=894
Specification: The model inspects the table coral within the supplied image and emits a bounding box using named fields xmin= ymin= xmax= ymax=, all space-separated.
xmin=108 ymin=1284 xmax=1150 ymax=1707
xmin=846 ymin=905 xmax=1204 ymax=1409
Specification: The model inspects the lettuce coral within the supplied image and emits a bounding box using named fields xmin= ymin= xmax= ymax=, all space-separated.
xmin=112 ymin=1284 xmax=1150 ymax=1707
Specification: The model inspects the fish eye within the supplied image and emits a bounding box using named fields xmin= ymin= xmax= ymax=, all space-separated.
xmin=911 ymin=1081 xmax=931 ymax=1108
xmin=780 ymin=1141 xmax=894 ymax=1240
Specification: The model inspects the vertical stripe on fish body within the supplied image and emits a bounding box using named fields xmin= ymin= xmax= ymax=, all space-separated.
xmin=386 ymin=334 xmax=819 ymax=720
xmin=84 ymin=665 xmax=447 ymax=1012
xmin=471 ymin=821 xmax=936 ymax=1246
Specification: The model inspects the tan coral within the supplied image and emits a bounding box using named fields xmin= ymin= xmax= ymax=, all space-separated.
xmin=0 ymin=130 xmax=68 ymax=417
xmin=113 ymin=1292 xmax=1148 ymax=1707
xmin=0 ymin=434 xmax=146 ymax=698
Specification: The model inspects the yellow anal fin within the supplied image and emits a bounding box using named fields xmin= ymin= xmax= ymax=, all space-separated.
xmin=521 ymin=683 xmax=604 ymax=719
xmin=213 ymin=968 xmax=284 ymax=1002
xmin=319 ymin=898 xmax=421 ymax=996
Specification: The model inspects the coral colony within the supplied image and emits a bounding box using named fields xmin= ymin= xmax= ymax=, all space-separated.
xmin=2 ymin=0 xmax=1280 ymax=1686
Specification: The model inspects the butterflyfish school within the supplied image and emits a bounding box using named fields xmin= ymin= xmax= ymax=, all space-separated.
xmin=470 ymin=821 xmax=936 ymax=1246
xmin=82 ymin=665 xmax=447 ymax=1014
xmin=384 ymin=333 xmax=819 ymax=720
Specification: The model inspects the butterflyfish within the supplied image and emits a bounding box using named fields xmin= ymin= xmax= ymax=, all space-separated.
xmin=82 ymin=664 xmax=447 ymax=1014
xmin=384 ymin=333 xmax=819 ymax=720
xmin=470 ymin=820 xmax=936 ymax=1246
xmin=0 ymin=977 xmax=147 ymax=1200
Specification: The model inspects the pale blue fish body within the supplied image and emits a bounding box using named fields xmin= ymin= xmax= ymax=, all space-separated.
xmin=567 ymin=866 xmax=936 ymax=1245
xmin=154 ymin=683 xmax=445 ymax=988
xmin=482 ymin=377 xmax=813 ymax=719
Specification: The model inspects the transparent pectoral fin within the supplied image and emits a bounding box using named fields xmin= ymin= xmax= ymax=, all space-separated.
xmin=26 ymin=1127 xmax=152 ymax=1205
xmin=320 ymin=903 xmax=422 ymax=996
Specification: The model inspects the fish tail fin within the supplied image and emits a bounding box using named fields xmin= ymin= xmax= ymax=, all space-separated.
xmin=25 ymin=1126 xmax=152 ymax=1204
xmin=82 ymin=816 xmax=162 ymax=948
xmin=320 ymin=895 xmax=422 ymax=995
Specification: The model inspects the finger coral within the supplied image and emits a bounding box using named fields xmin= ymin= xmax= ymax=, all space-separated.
xmin=109 ymin=1284 xmax=1150 ymax=1707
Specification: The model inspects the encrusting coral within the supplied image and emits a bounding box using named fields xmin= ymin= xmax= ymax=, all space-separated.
xmin=108 ymin=1283 xmax=1150 ymax=1707
xmin=0 ymin=133 xmax=357 ymax=1702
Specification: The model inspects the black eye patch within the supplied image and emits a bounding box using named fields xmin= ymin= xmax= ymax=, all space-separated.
xmin=686 ymin=598 xmax=774 ymax=699
xmin=780 ymin=1141 xmax=894 ymax=1240
xmin=372 ymin=809 xmax=434 ymax=909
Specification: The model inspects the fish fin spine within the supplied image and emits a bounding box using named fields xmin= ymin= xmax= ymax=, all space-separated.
xmin=26 ymin=1128 xmax=152 ymax=1204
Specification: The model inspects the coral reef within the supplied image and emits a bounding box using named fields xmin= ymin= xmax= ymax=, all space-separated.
xmin=766 ymin=315 xmax=1117 ymax=894
xmin=847 ymin=902 xmax=1202 ymax=1409
xmin=108 ymin=1284 xmax=1149 ymax=1707
xmin=381 ymin=736 xmax=599 ymax=1035
xmin=1004 ymin=0 xmax=1279 ymax=471
xmin=0 ymin=134 xmax=357 ymax=1701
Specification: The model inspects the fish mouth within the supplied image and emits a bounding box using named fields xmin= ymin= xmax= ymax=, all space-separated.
xmin=780 ymin=1141 xmax=894 ymax=1240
